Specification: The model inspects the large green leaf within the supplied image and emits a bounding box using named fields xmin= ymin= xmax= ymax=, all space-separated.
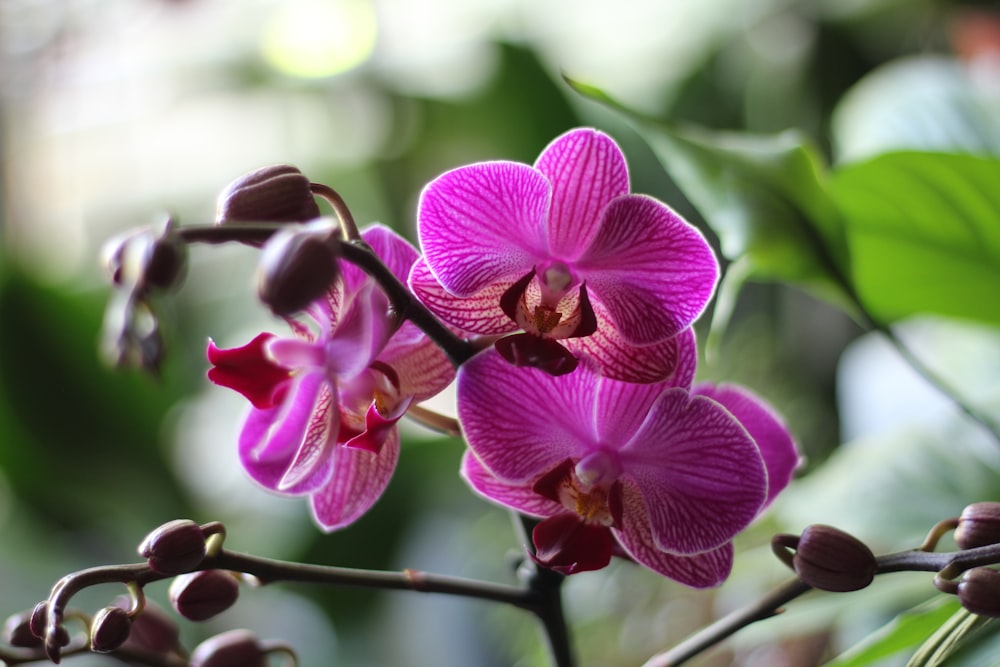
xmin=831 ymin=152 xmax=1000 ymax=327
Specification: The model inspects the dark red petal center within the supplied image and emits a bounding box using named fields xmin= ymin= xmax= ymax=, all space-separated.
xmin=206 ymin=333 xmax=293 ymax=409
xmin=532 ymin=513 xmax=613 ymax=575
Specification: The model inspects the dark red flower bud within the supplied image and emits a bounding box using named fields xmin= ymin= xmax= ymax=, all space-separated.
xmin=257 ymin=221 xmax=340 ymax=316
xmin=216 ymin=164 xmax=321 ymax=228
xmin=169 ymin=570 xmax=240 ymax=621
xmin=189 ymin=629 xmax=268 ymax=667
xmin=955 ymin=502 xmax=1000 ymax=550
xmin=89 ymin=606 xmax=132 ymax=653
xmin=28 ymin=601 xmax=48 ymax=639
xmin=137 ymin=519 xmax=207 ymax=575
xmin=111 ymin=597 xmax=181 ymax=656
xmin=100 ymin=219 xmax=187 ymax=293
xmin=790 ymin=524 xmax=877 ymax=592
xmin=4 ymin=611 xmax=43 ymax=648
xmin=957 ymin=567 xmax=1000 ymax=617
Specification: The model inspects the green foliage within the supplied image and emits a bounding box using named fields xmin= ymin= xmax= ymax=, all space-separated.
xmin=831 ymin=152 xmax=1000 ymax=327
xmin=823 ymin=598 xmax=963 ymax=667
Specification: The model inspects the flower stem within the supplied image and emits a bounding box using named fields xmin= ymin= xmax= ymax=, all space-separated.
xmin=641 ymin=540 xmax=1000 ymax=666
xmin=310 ymin=183 xmax=362 ymax=242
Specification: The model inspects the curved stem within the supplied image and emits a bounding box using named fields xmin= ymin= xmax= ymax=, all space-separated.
xmin=310 ymin=183 xmax=362 ymax=242
xmin=641 ymin=540 xmax=1000 ymax=667
xmin=405 ymin=403 xmax=462 ymax=437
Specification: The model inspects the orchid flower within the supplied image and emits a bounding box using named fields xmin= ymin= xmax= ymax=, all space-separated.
xmin=207 ymin=224 xmax=454 ymax=531
xmin=457 ymin=348 xmax=799 ymax=586
xmin=409 ymin=127 xmax=718 ymax=383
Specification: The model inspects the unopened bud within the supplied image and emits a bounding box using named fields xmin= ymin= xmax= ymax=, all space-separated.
xmin=955 ymin=502 xmax=1000 ymax=550
xmin=4 ymin=611 xmax=43 ymax=648
xmin=112 ymin=597 xmax=181 ymax=656
xmin=189 ymin=629 xmax=268 ymax=667
xmin=28 ymin=601 xmax=48 ymax=639
xmin=101 ymin=218 xmax=187 ymax=293
xmin=138 ymin=519 xmax=207 ymax=575
xmin=957 ymin=567 xmax=1000 ymax=617
xmin=169 ymin=570 xmax=240 ymax=621
xmin=790 ymin=524 xmax=877 ymax=592
xmin=216 ymin=164 xmax=321 ymax=228
xmin=257 ymin=220 xmax=340 ymax=317
xmin=89 ymin=606 xmax=132 ymax=653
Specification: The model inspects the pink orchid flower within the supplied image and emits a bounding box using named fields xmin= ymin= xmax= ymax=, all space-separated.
xmin=457 ymin=348 xmax=799 ymax=586
xmin=409 ymin=127 xmax=718 ymax=383
xmin=207 ymin=224 xmax=454 ymax=531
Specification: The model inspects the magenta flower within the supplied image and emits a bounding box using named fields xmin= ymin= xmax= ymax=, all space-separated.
xmin=458 ymin=348 xmax=799 ymax=586
xmin=207 ymin=224 xmax=454 ymax=531
xmin=409 ymin=127 xmax=718 ymax=383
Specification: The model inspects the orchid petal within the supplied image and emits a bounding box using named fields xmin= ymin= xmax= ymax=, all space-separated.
xmin=578 ymin=195 xmax=719 ymax=345
xmin=460 ymin=451 xmax=563 ymax=518
xmin=621 ymin=389 xmax=767 ymax=554
xmin=535 ymin=128 xmax=630 ymax=258
xmin=616 ymin=483 xmax=734 ymax=587
xmin=418 ymin=161 xmax=547 ymax=296
xmin=339 ymin=224 xmax=421 ymax=294
xmin=566 ymin=309 xmax=699 ymax=385
xmin=457 ymin=350 xmax=598 ymax=483
xmin=310 ymin=427 xmax=401 ymax=531
xmin=408 ymin=258 xmax=515 ymax=335
xmin=238 ymin=371 xmax=336 ymax=494
xmin=379 ymin=321 xmax=456 ymax=400
xmin=532 ymin=513 xmax=613 ymax=575
xmin=206 ymin=334 xmax=292 ymax=410
xmin=326 ymin=280 xmax=390 ymax=378
xmin=344 ymin=398 xmax=409 ymax=454
xmin=694 ymin=383 xmax=801 ymax=508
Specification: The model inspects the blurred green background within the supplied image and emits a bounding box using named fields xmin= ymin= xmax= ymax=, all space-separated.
xmin=2 ymin=0 xmax=1000 ymax=665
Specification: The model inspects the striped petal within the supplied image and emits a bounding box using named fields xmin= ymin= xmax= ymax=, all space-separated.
xmin=418 ymin=161 xmax=547 ymax=296
xmin=577 ymin=195 xmax=718 ymax=345
xmin=461 ymin=451 xmax=563 ymax=518
xmin=620 ymin=388 xmax=767 ymax=554
xmin=408 ymin=258 xmax=514 ymax=336
xmin=535 ymin=128 xmax=630 ymax=259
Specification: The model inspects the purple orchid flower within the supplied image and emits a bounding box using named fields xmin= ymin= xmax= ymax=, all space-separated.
xmin=409 ymin=127 xmax=719 ymax=383
xmin=457 ymin=348 xmax=799 ymax=586
xmin=207 ymin=224 xmax=454 ymax=531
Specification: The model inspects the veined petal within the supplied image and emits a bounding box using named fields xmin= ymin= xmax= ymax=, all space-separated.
xmin=621 ymin=389 xmax=767 ymax=554
xmin=340 ymin=224 xmax=420 ymax=293
xmin=379 ymin=321 xmax=456 ymax=400
xmin=326 ymin=280 xmax=391 ymax=378
xmin=578 ymin=195 xmax=719 ymax=345
xmin=616 ymin=483 xmax=734 ymax=587
xmin=535 ymin=128 xmax=630 ymax=258
xmin=418 ymin=161 xmax=547 ymax=296
xmin=565 ymin=307 xmax=699 ymax=384
xmin=408 ymin=258 xmax=515 ymax=335
xmin=457 ymin=350 xmax=599 ymax=483
xmin=344 ymin=398 xmax=409 ymax=454
xmin=461 ymin=451 xmax=564 ymax=518
xmin=238 ymin=371 xmax=335 ymax=495
xmin=309 ymin=427 xmax=401 ymax=531
xmin=694 ymin=383 xmax=801 ymax=508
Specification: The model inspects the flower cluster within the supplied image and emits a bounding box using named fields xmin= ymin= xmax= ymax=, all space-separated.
xmin=207 ymin=128 xmax=799 ymax=585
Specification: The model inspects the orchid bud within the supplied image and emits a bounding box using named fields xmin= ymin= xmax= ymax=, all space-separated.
xmin=138 ymin=519 xmax=207 ymax=575
xmin=101 ymin=218 xmax=187 ymax=293
xmin=957 ymin=567 xmax=1000 ymax=617
xmin=112 ymin=597 xmax=181 ymax=656
xmin=791 ymin=524 xmax=877 ymax=592
xmin=189 ymin=629 xmax=268 ymax=667
xmin=89 ymin=606 xmax=132 ymax=653
xmin=28 ymin=601 xmax=48 ymax=639
xmin=169 ymin=570 xmax=240 ymax=621
xmin=955 ymin=502 xmax=1000 ymax=550
xmin=257 ymin=219 xmax=340 ymax=317
xmin=216 ymin=164 xmax=321 ymax=228
xmin=4 ymin=610 xmax=43 ymax=648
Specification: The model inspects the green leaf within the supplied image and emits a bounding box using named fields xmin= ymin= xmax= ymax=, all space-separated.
xmin=906 ymin=607 xmax=993 ymax=667
xmin=823 ymin=598 xmax=962 ymax=667
xmin=566 ymin=75 xmax=849 ymax=291
xmin=831 ymin=151 xmax=1000 ymax=327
